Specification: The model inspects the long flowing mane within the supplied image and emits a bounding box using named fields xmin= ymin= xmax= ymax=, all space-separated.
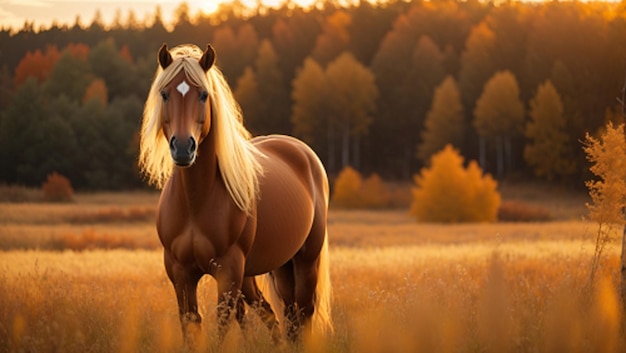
xmin=139 ymin=44 xmax=263 ymax=214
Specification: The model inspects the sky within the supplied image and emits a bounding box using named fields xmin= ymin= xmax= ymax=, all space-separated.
xmin=1 ymin=0 xmax=620 ymax=32
xmin=0 ymin=0 xmax=319 ymax=31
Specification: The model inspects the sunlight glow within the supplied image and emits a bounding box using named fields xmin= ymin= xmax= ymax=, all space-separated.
xmin=2 ymin=0 xmax=623 ymax=33
xmin=190 ymin=0 xmax=320 ymax=15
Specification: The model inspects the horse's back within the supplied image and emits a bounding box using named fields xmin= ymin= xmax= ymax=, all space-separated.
xmin=244 ymin=135 xmax=328 ymax=275
xmin=254 ymin=135 xmax=327 ymax=191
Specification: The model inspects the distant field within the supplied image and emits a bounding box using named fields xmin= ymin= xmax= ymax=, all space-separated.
xmin=1 ymin=188 xmax=624 ymax=352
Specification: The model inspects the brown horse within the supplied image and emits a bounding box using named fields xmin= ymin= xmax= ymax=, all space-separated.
xmin=138 ymin=43 xmax=332 ymax=345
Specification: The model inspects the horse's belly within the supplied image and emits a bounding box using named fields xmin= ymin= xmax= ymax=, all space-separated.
xmin=244 ymin=167 xmax=314 ymax=275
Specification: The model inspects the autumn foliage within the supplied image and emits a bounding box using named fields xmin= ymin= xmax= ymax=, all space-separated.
xmin=83 ymin=78 xmax=108 ymax=105
xmin=411 ymin=145 xmax=500 ymax=223
xmin=13 ymin=45 xmax=60 ymax=87
xmin=41 ymin=172 xmax=74 ymax=202
xmin=331 ymin=166 xmax=390 ymax=209
xmin=583 ymin=122 xmax=626 ymax=285
xmin=583 ymin=122 xmax=626 ymax=226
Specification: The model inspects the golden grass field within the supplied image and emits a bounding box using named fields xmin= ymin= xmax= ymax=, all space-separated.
xmin=1 ymin=185 xmax=625 ymax=352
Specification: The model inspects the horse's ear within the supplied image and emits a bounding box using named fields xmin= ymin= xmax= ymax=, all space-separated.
xmin=158 ymin=43 xmax=173 ymax=69
xmin=199 ymin=44 xmax=216 ymax=72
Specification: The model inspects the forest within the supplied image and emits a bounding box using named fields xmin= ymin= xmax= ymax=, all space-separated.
xmin=0 ymin=0 xmax=625 ymax=190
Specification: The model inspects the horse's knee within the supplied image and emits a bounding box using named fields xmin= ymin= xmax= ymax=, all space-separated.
xmin=180 ymin=312 xmax=200 ymax=329
xmin=181 ymin=311 xmax=202 ymax=325
xmin=284 ymin=302 xmax=316 ymax=341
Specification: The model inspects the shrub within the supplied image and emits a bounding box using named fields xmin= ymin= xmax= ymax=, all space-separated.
xmin=331 ymin=167 xmax=392 ymax=209
xmin=410 ymin=145 xmax=500 ymax=223
xmin=332 ymin=166 xmax=363 ymax=208
xmin=361 ymin=174 xmax=391 ymax=209
xmin=42 ymin=172 xmax=74 ymax=202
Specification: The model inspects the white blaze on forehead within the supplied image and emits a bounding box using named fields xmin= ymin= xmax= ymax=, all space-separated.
xmin=176 ymin=80 xmax=190 ymax=97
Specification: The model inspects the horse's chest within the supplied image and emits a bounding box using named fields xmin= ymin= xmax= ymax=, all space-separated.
xmin=157 ymin=211 xmax=230 ymax=271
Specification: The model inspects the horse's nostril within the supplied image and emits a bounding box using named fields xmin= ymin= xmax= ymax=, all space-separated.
xmin=188 ymin=137 xmax=196 ymax=154
xmin=169 ymin=136 xmax=177 ymax=151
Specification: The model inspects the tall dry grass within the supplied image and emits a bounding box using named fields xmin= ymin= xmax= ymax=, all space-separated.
xmin=0 ymin=241 xmax=623 ymax=353
xmin=0 ymin=191 xmax=621 ymax=352
xmin=0 ymin=192 xmax=158 ymax=250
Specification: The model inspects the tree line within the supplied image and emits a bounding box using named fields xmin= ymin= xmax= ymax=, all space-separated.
xmin=1 ymin=0 xmax=624 ymax=190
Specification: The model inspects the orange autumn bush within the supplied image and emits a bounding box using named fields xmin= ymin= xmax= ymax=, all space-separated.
xmin=41 ymin=172 xmax=73 ymax=202
xmin=331 ymin=166 xmax=391 ymax=209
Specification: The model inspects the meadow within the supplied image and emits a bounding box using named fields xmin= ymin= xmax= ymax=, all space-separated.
xmin=1 ymin=185 xmax=624 ymax=353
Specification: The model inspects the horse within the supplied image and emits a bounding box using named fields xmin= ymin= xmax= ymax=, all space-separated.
xmin=138 ymin=43 xmax=332 ymax=346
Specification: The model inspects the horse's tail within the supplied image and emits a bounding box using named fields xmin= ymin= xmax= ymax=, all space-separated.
xmin=312 ymin=229 xmax=333 ymax=335
xmin=256 ymin=229 xmax=333 ymax=336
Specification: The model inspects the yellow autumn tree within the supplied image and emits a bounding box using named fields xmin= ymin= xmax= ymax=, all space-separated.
xmin=411 ymin=145 xmax=500 ymax=223
xmin=584 ymin=122 xmax=626 ymax=226
xmin=583 ymin=122 xmax=626 ymax=288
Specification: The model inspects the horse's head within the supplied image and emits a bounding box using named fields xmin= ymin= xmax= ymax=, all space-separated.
xmin=140 ymin=43 xmax=263 ymax=210
xmin=157 ymin=43 xmax=215 ymax=167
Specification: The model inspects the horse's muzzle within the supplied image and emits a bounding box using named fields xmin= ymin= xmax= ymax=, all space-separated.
xmin=169 ymin=136 xmax=197 ymax=167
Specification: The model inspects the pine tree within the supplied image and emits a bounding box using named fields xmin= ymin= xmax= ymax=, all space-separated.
xmin=417 ymin=76 xmax=464 ymax=163
xmin=524 ymin=80 xmax=574 ymax=180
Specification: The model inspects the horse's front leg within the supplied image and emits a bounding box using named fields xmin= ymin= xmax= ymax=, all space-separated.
xmin=214 ymin=249 xmax=246 ymax=339
xmin=164 ymin=250 xmax=203 ymax=347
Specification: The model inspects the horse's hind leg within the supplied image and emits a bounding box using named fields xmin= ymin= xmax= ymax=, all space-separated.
xmin=274 ymin=231 xmax=324 ymax=340
xmin=241 ymin=276 xmax=281 ymax=342
xmin=273 ymin=258 xmax=319 ymax=341
xmin=272 ymin=261 xmax=300 ymax=340
xmin=293 ymin=256 xmax=320 ymax=333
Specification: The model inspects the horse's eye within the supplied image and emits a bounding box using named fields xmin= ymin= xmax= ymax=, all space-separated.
xmin=199 ymin=91 xmax=208 ymax=103
xmin=160 ymin=90 xmax=169 ymax=102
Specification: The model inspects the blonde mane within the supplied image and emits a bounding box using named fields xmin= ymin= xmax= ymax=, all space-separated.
xmin=139 ymin=44 xmax=264 ymax=214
